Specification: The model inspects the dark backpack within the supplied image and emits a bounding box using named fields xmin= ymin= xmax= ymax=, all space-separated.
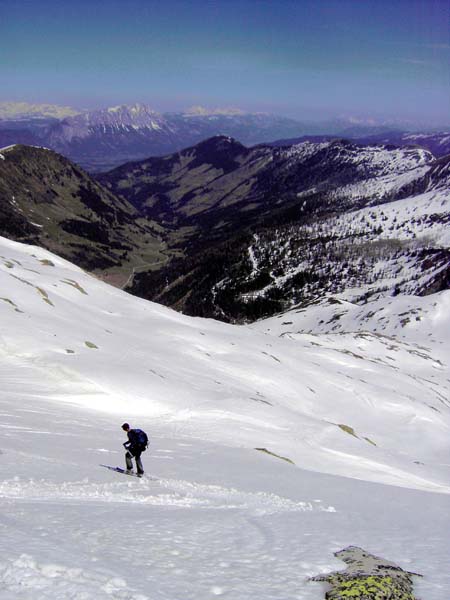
xmin=133 ymin=429 xmax=148 ymax=451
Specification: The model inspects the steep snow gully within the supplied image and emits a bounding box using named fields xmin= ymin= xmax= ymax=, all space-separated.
xmin=0 ymin=236 xmax=449 ymax=599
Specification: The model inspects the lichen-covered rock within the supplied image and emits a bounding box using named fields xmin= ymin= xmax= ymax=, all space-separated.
xmin=311 ymin=546 xmax=421 ymax=599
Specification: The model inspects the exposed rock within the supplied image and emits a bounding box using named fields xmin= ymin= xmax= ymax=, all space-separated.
xmin=311 ymin=546 xmax=422 ymax=599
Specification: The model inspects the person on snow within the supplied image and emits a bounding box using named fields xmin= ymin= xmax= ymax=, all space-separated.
xmin=121 ymin=422 xmax=148 ymax=477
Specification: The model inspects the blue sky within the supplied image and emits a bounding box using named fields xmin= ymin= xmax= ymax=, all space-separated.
xmin=1 ymin=0 xmax=449 ymax=125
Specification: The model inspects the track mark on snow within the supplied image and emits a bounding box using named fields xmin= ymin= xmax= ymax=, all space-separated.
xmin=0 ymin=477 xmax=336 ymax=514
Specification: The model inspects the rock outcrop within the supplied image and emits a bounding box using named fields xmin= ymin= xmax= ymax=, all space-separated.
xmin=311 ymin=546 xmax=422 ymax=599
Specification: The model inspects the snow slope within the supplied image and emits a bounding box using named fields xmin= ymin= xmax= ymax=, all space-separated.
xmin=1 ymin=236 xmax=449 ymax=599
xmin=235 ymin=179 xmax=450 ymax=313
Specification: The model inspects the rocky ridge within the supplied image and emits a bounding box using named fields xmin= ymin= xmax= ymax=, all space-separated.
xmin=0 ymin=144 xmax=165 ymax=281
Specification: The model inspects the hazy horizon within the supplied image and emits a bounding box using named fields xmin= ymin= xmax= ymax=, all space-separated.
xmin=1 ymin=0 xmax=449 ymax=127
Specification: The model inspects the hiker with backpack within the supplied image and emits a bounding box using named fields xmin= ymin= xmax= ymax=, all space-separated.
xmin=121 ymin=422 xmax=148 ymax=477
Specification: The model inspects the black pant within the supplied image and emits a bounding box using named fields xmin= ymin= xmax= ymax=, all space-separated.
xmin=125 ymin=449 xmax=144 ymax=474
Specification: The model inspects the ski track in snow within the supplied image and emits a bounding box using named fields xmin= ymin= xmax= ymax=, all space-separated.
xmin=0 ymin=476 xmax=335 ymax=513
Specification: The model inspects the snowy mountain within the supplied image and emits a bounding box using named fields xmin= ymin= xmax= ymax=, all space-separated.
xmin=0 ymin=103 xmax=80 ymax=154
xmin=0 ymin=101 xmax=79 ymax=120
xmin=2 ymin=138 xmax=449 ymax=324
xmin=0 ymin=234 xmax=449 ymax=598
xmin=47 ymin=104 xmax=171 ymax=143
xmin=115 ymin=138 xmax=449 ymax=321
xmin=272 ymin=131 xmax=450 ymax=159
xmin=0 ymin=103 xmax=310 ymax=171
xmin=358 ymin=131 xmax=450 ymax=159
xmin=224 ymin=169 xmax=450 ymax=310
xmin=2 ymin=101 xmax=448 ymax=172
xmin=100 ymin=137 xmax=434 ymax=231
xmin=43 ymin=104 xmax=182 ymax=171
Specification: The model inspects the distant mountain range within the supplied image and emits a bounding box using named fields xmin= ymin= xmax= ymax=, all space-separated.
xmin=0 ymin=103 xmax=312 ymax=171
xmin=1 ymin=102 xmax=449 ymax=171
xmin=2 ymin=135 xmax=448 ymax=322
xmin=0 ymin=101 xmax=79 ymax=120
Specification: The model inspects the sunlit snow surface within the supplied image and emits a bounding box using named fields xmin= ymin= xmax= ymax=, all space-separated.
xmin=0 ymin=236 xmax=449 ymax=599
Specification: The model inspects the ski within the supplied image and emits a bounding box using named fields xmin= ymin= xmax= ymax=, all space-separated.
xmin=100 ymin=464 xmax=144 ymax=478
